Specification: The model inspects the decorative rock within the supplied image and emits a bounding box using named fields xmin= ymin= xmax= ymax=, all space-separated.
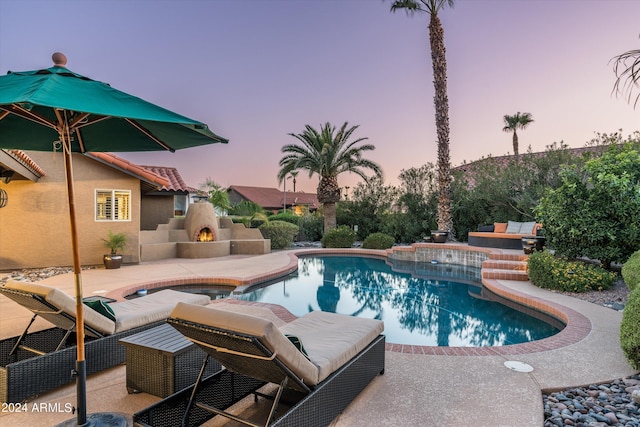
xmin=603 ymin=412 xmax=618 ymax=424
xmin=543 ymin=375 xmax=640 ymax=426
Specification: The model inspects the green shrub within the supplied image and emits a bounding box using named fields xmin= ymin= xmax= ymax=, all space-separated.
xmin=321 ymin=225 xmax=357 ymax=248
xmin=528 ymin=250 xmax=617 ymax=292
xmin=620 ymin=287 xmax=640 ymax=369
xmin=535 ymin=143 xmax=640 ymax=269
xmin=363 ymin=232 xmax=395 ymax=249
xmin=298 ymin=214 xmax=324 ymax=242
xmin=258 ymin=220 xmax=299 ymax=250
xmin=622 ymin=249 xmax=640 ymax=291
xmin=268 ymin=212 xmax=300 ymax=225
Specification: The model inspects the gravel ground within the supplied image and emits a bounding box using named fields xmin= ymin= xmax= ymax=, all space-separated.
xmin=544 ymin=279 xmax=638 ymax=426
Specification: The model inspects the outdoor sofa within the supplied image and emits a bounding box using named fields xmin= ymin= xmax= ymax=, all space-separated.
xmin=467 ymin=221 xmax=542 ymax=250
xmin=0 ymin=280 xmax=210 ymax=403
xmin=134 ymin=303 xmax=386 ymax=427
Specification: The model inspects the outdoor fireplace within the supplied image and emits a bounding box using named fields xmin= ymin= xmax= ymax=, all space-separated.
xmin=184 ymin=202 xmax=219 ymax=242
xmin=197 ymin=228 xmax=214 ymax=242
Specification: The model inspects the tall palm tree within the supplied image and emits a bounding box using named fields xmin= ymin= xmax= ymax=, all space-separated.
xmin=612 ymin=46 xmax=640 ymax=108
xmin=390 ymin=0 xmax=455 ymax=236
xmin=502 ymin=112 xmax=534 ymax=157
xmin=278 ymin=122 xmax=382 ymax=232
xmin=290 ymin=170 xmax=299 ymax=192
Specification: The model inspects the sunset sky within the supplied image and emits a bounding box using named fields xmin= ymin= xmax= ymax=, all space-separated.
xmin=1 ymin=0 xmax=638 ymax=194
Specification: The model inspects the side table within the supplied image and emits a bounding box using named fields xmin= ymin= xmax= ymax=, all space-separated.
xmin=119 ymin=323 xmax=221 ymax=397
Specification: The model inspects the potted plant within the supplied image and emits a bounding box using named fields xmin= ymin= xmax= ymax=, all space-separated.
xmin=102 ymin=230 xmax=127 ymax=269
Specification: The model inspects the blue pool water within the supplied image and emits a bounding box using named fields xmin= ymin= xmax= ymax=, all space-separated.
xmin=234 ymin=255 xmax=562 ymax=347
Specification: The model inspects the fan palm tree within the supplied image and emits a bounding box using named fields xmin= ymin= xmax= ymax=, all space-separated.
xmin=199 ymin=177 xmax=230 ymax=214
xmin=502 ymin=112 xmax=534 ymax=157
xmin=278 ymin=122 xmax=382 ymax=232
xmin=390 ymin=0 xmax=455 ymax=236
xmin=612 ymin=46 xmax=640 ymax=108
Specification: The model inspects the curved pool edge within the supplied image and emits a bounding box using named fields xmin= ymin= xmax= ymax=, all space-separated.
xmin=106 ymin=246 xmax=592 ymax=356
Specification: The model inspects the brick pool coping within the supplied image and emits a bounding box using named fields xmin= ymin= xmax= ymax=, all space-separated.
xmin=107 ymin=247 xmax=592 ymax=357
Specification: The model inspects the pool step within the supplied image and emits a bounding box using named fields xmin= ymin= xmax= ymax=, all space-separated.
xmin=482 ymin=253 xmax=529 ymax=281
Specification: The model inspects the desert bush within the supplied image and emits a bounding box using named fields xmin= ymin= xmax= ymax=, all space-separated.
xmin=622 ymin=249 xmax=640 ymax=291
xmin=362 ymin=232 xmax=395 ymax=249
xmin=620 ymin=287 xmax=640 ymax=369
xmin=268 ymin=212 xmax=300 ymax=225
xmin=258 ymin=220 xmax=299 ymax=249
xmin=297 ymin=213 xmax=324 ymax=242
xmin=528 ymin=250 xmax=617 ymax=292
xmin=321 ymin=225 xmax=357 ymax=248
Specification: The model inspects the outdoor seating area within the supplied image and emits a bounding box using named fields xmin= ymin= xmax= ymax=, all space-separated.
xmin=134 ymin=303 xmax=385 ymax=427
xmin=0 ymin=251 xmax=635 ymax=426
xmin=0 ymin=281 xmax=211 ymax=403
xmin=467 ymin=221 xmax=543 ymax=250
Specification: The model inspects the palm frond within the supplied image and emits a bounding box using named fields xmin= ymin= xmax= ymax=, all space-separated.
xmin=611 ymin=47 xmax=640 ymax=108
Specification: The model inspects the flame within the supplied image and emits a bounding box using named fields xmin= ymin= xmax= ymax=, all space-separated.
xmin=197 ymin=228 xmax=214 ymax=242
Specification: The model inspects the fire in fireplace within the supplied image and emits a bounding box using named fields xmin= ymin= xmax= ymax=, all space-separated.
xmin=197 ymin=227 xmax=214 ymax=242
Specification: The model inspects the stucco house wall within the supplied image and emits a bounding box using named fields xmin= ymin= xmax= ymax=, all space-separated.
xmin=0 ymin=151 xmax=141 ymax=270
xmin=140 ymin=194 xmax=174 ymax=231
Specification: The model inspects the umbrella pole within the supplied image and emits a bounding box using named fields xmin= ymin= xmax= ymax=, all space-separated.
xmin=62 ymin=135 xmax=87 ymax=426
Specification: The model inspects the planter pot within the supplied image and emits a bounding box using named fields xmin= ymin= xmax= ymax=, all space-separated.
xmin=521 ymin=236 xmax=546 ymax=254
xmin=103 ymin=254 xmax=123 ymax=269
xmin=430 ymin=230 xmax=449 ymax=244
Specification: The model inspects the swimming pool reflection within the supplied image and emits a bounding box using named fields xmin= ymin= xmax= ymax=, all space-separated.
xmin=235 ymin=256 xmax=561 ymax=347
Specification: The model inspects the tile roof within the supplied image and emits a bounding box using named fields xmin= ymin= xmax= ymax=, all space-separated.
xmin=137 ymin=165 xmax=196 ymax=192
xmin=2 ymin=150 xmax=47 ymax=177
xmin=228 ymin=185 xmax=319 ymax=209
xmin=87 ymin=152 xmax=170 ymax=188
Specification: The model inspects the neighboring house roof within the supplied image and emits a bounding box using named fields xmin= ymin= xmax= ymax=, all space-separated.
xmin=453 ymin=145 xmax=610 ymax=174
xmin=0 ymin=149 xmax=47 ymax=181
xmin=452 ymin=145 xmax=612 ymax=186
xmin=87 ymin=152 xmax=171 ymax=190
xmin=228 ymin=185 xmax=319 ymax=210
xmin=138 ymin=165 xmax=197 ymax=193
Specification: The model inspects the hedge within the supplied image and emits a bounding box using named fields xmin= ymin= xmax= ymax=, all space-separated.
xmin=258 ymin=220 xmax=299 ymax=249
xmin=363 ymin=232 xmax=395 ymax=249
xmin=527 ymin=250 xmax=617 ymax=292
xmin=622 ymin=249 xmax=640 ymax=291
xmin=620 ymin=287 xmax=640 ymax=370
xmin=321 ymin=226 xmax=357 ymax=248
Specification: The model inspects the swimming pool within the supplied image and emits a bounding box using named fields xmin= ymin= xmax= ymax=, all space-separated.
xmin=233 ymin=255 xmax=562 ymax=347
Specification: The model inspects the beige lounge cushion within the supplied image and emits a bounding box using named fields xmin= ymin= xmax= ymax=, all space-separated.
xmin=111 ymin=290 xmax=210 ymax=333
xmin=170 ymin=302 xmax=319 ymax=385
xmin=3 ymin=280 xmax=116 ymax=335
xmin=280 ymin=311 xmax=384 ymax=383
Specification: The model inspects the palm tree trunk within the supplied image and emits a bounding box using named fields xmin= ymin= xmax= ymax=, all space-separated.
xmin=512 ymin=130 xmax=519 ymax=157
xmin=430 ymin=12 xmax=454 ymax=237
xmin=323 ymin=202 xmax=337 ymax=232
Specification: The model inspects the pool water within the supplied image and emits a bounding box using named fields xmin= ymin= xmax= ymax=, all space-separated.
xmin=234 ymin=255 xmax=562 ymax=347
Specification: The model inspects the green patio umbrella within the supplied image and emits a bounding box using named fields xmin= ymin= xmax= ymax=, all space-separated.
xmin=0 ymin=52 xmax=228 ymax=426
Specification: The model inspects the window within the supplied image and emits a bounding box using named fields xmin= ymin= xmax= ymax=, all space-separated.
xmin=96 ymin=190 xmax=131 ymax=221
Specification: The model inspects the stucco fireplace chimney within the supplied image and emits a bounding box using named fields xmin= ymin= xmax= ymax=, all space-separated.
xmin=184 ymin=202 xmax=220 ymax=242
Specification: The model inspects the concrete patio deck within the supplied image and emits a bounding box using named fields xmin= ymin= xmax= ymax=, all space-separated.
xmin=0 ymin=248 xmax=636 ymax=427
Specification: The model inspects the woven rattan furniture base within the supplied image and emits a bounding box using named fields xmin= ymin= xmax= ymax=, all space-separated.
xmin=0 ymin=322 xmax=163 ymax=403
xmin=119 ymin=323 xmax=222 ymax=398
xmin=133 ymin=334 xmax=386 ymax=427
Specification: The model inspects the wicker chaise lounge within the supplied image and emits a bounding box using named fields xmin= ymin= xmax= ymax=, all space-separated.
xmin=0 ymin=280 xmax=210 ymax=403
xmin=138 ymin=302 xmax=385 ymax=427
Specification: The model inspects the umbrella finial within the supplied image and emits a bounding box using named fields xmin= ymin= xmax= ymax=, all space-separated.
xmin=52 ymin=52 xmax=67 ymax=67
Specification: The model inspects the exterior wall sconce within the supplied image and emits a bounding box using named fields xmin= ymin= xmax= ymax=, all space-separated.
xmin=0 ymin=188 xmax=7 ymax=208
